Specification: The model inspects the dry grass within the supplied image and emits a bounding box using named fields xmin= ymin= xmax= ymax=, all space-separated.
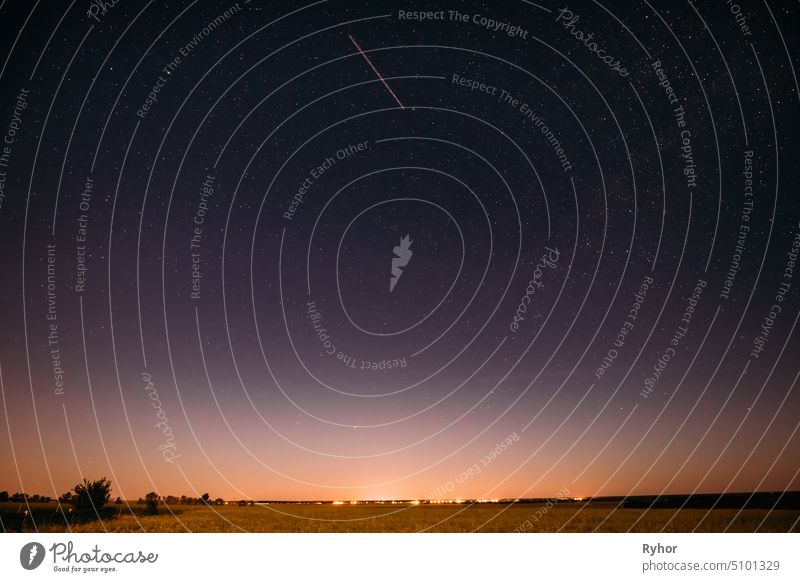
xmin=5 ymin=502 xmax=798 ymax=533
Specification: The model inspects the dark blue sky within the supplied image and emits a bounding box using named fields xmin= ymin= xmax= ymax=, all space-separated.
xmin=0 ymin=0 xmax=798 ymax=502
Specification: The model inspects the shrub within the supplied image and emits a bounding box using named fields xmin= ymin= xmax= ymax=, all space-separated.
xmin=72 ymin=478 xmax=112 ymax=511
xmin=144 ymin=492 xmax=160 ymax=515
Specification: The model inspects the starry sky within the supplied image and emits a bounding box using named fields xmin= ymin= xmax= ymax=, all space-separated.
xmin=0 ymin=0 xmax=799 ymax=503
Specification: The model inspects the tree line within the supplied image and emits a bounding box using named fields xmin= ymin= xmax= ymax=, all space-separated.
xmin=0 ymin=491 xmax=53 ymax=503
xmin=1 ymin=478 xmax=226 ymax=516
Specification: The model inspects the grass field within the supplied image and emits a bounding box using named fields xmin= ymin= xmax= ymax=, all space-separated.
xmin=2 ymin=502 xmax=798 ymax=533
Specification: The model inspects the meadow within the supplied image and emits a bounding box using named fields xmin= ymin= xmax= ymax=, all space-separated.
xmin=2 ymin=502 xmax=798 ymax=533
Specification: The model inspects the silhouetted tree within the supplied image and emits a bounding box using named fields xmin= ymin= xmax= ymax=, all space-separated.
xmin=72 ymin=477 xmax=112 ymax=510
xmin=0 ymin=490 xmax=9 ymax=502
xmin=144 ymin=492 xmax=160 ymax=515
xmin=201 ymin=493 xmax=210 ymax=504
xmin=213 ymin=497 xmax=224 ymax=505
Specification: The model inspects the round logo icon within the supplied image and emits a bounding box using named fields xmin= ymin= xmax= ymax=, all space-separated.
xmin=20 ymin=542 xmax=46 ymax=570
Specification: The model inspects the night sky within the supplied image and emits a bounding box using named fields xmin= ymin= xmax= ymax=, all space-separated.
xmin=1 ymin=0 xmax=799 ymax=504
